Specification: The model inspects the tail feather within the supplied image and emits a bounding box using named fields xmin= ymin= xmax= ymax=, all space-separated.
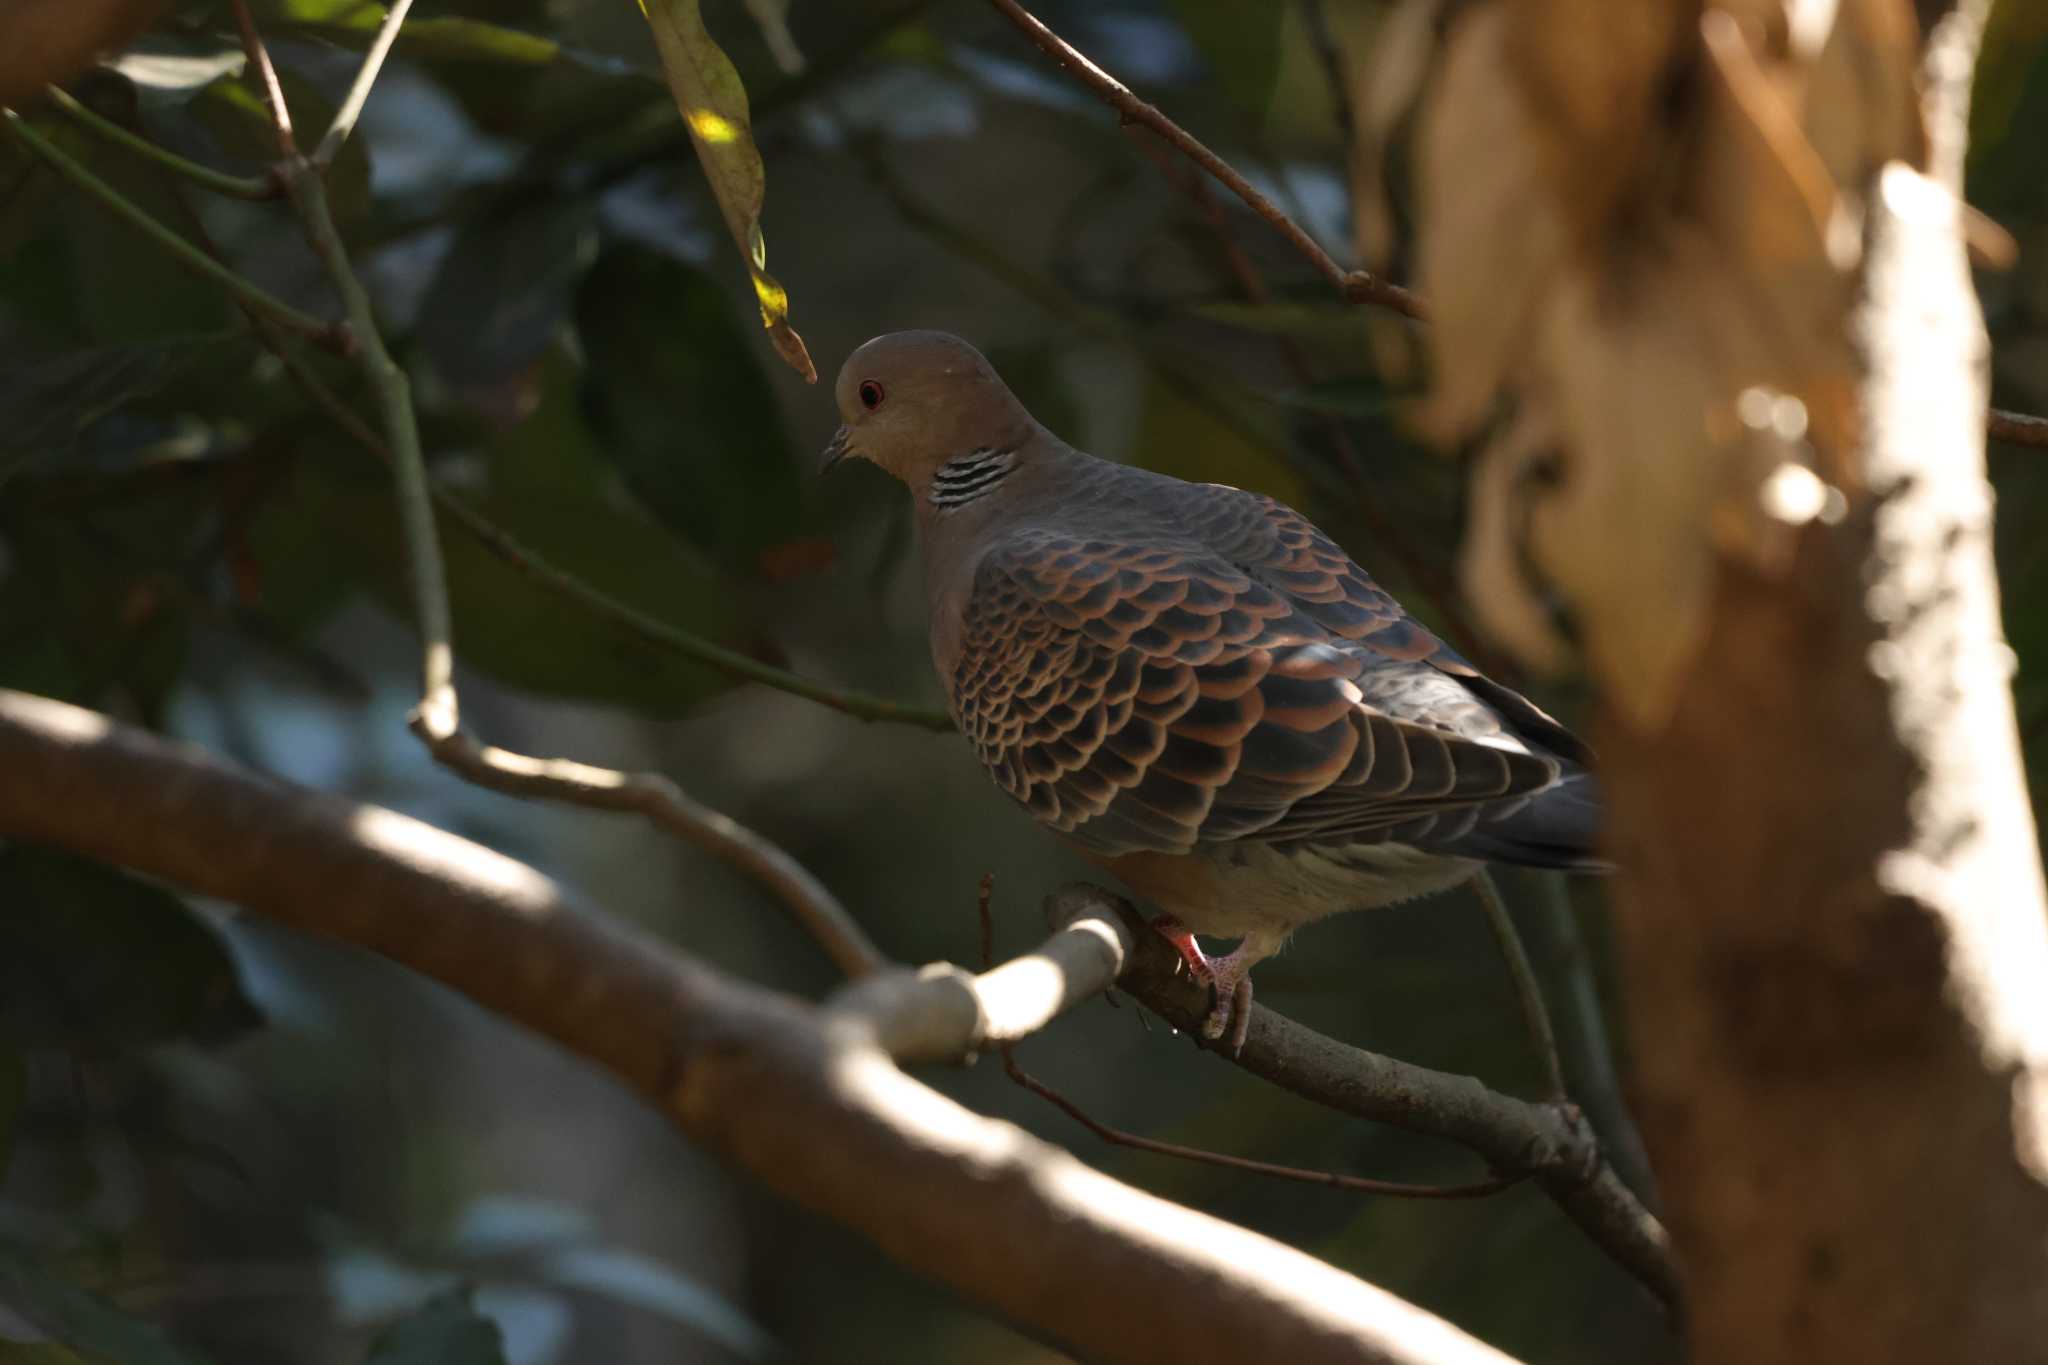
xmin=1414 ymin=769 xmax=1608 ymax=872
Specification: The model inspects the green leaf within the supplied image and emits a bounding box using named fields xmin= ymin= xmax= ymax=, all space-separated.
xmin=107 ymin=38 xmax=247 ymax=108
xmin=1169 ymin=0 xmax=1283 ymax=121
xmin=1263 ymin=376 xmax=1403 ymax=418
xmin=0 ymin=846 xmax=260 ymax=1050
xmin=418 ymin=197 xmax=598 ymax=388
xmin=23 ymin=117 xmax=232 ymax=343
xmin=189 ymin=67 xmax=372 ymax=226
xmin=363 ymin=1288 xmax=507 ymax=1365
xmin=1187 ymin=299 xmax=1376 ymax=349
xmin=0 ymin=337 xmax=235 ymax=479
xmin=265 ymin=389 xmax=749 ymax=713
xmin=1968 ymin=0 xmax=2048 ymax=216
xmin=0 ymin=1244 xmax=221 ymax=1365
xmin=574 ymin=247 xmax=799 ymax=574
xmin=638 ymin=0 xmax=814 ymax=381
xmin=251 ymin=1 xmax=561 ymax=64
xmin=0 ymin=476 xmax=209 ymax=719
xmin=1131 ymin=377 xmax=1305 ymax=508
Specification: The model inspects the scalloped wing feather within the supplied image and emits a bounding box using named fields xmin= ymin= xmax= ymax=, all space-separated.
xmin=950 ymin=500 xmax=1569 ymax=860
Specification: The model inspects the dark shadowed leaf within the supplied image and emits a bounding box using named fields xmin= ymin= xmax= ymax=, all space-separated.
xmin=1968 ymin=2 xmax=2048 ymax=217
xmin=575 ymin=246 xmax=799 ymax=574
xmin=21 ymin=117 xmax=231 ymax=344
xmin=0 ymin=846 xmax=260 ymax=1050
xmin=252 ymin=0 xmax=560 ymax=64
xmin=0 ymin=471 xmax=211 ymax=719
xmin=0 ymin=1244 xmax=220 ymax=1365
xmin=189 ymin=67 xmax=372 ymax=226
xmin=1168 ymin=0 xmax=1283 ymax=120
xmin=363 ymin=1287 xmax=507 ymax=1365
xmin=0 ymin=337 xmax=241 ymax=477
xmin=259 ymin=383 xmax=747 ymax=713
xmin=1131 ymin=376 xmax=1304 ymax=506
xmin=418 ymin=197 xmax=598 ymax=388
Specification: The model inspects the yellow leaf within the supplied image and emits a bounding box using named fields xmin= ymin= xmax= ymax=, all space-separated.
xmin=638 ymin=0 xmax=815 ymax=382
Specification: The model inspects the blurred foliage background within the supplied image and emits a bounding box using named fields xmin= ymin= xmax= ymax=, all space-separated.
xmin=0 ymin=1 xmax=2043 ymax=1361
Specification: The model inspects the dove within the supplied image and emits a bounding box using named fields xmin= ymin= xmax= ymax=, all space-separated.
xmin=824 ymin=331 xmax=1601 ymax=1051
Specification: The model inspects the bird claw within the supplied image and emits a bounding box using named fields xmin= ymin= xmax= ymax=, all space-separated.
xmin=1150 ymin=914 xmax=1255 ymax=1056
xmin=1199 ymin=976 xmax=1254 ymax=1056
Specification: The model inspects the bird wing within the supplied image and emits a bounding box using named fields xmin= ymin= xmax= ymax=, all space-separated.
xmin=949 ymin=516 xmax=1565 ymax=858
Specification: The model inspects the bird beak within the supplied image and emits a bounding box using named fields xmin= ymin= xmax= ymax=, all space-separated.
xmin=819 ymin=425 xmax=852 ymax=475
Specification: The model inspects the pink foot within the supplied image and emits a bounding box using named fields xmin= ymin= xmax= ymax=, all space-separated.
xmin=1150 ymin=916 xmax=1258 ymax=1055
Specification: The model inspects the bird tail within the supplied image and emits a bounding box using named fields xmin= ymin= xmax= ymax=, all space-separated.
xmin=1438 ymin=769 xmax=1609 ymax=873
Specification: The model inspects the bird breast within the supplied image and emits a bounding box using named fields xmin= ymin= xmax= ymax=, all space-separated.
xmin=1098 ymin=840 xmax=1483 ymax=941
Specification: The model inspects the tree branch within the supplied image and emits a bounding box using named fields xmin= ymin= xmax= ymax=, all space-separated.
xmin=0 ymin=111 xmax=339 ymax=345
xmin=983 ymin=0 xmax=1424 ymax=319
xmin=312 ymin=0 xmax=413 ymax=169
xmin=206 ymin=3 xmax=897 ymax=978
xmin=1989 ymin=407 xmax=2048 ymax=448
xmin=0 ymin=688 xmax=1521 ymax=1365
xmin=987 ymin=0 xmax=2048 ymax=461
xmin=43 ymin=85 xmax=276 ymax=199
xmin=1062 ymin=886 xmax=1681 ymax=1313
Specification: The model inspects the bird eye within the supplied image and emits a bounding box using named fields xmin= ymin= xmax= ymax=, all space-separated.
xmin=858 ymin=380 xmax=885 ymax=410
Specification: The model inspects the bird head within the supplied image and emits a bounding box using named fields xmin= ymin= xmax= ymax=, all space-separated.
xmin=822 ymin=330 xmax=1036 ymax=485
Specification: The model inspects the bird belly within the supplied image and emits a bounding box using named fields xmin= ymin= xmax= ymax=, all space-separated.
xmin=1098 ymin=841 xmax=1482 ymax=941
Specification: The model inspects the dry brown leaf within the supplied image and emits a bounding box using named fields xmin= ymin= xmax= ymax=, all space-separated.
xmin=1393 ymin=0 xmax=1925 ymax=729
xmin=640 ymin=0 xmax=815 ymax=382
xmin=0 ymin=0 xmax=162 ymax=107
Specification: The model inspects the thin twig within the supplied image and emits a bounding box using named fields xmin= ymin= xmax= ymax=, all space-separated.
xmin=984 ymin=0 xmax=1424 ymax=320
xmin=223 ymin=4 xmax=890 ymax=977
xmin=43 ymin=86 xmax=277 ymax=199
xmin=1519 ymin=871 xmax=1659 ymax=1206
xmin=0 ymin=691 xmax=1532 ymax=1365
xmin=975 ymin=881 xmax=1526 ymax=1199
xmin=421 ymin=730 xmax=885 ymax=977
xmin=1130 ymin=126 xmax=1520 ymax=683
xmin=1300 ymin=0 xmax=1357 ymax=148
xmin=278 ymin=156 xmax=454 ymax=731
xmin=1069 ymin=887 xmax=1679 ymax=1310
xmin=0 ymin=112 xmax=342 ymax=346
xmin=255 ymin=326 xmax=952 ymax=729
xmin=1004 ymin=1050 xmax=1527 ymax=1200
xmin=996 ymin=0 xmax=2048 ymax=459
xmin=230 ymin=0 xmax=297 ymax=155
xmin=1472 ymin=870 xmax=1569 ymax=1106
xmin=1990 ymin=407 xmax=2048 ymax=447
xmin=853 ymin=142 xmax=1297 ymax=489
xmin=313 ymin=0 xmax=415 ymax=169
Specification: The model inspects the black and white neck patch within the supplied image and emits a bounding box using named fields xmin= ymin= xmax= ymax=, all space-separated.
xmin=928 ymin=447 xmax=1016 ymax=510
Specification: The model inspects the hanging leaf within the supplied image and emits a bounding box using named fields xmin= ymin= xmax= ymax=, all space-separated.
xmin=575 ymin=246 xmax=800 ymax=574
xmin=418 ymin=196 xmax=598 ymax=388
xmin=637 ymin=0 xmax=814 ymax=381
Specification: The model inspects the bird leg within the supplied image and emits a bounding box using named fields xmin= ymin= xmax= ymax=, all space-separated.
xmin=1149 ymin=916 xmax=1267 ymax=1055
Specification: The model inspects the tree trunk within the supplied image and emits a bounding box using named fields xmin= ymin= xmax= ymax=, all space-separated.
xmin=1390 ymin=0 xmax=2048 ymax=1358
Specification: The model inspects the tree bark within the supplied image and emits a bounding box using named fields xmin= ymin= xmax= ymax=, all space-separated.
xmin=1391 ymin=1 xmax=2048 ymax=1358
xmin=1607 ymin=8 xmax=2048 ymax=1359
xmin=0 ymin=688 xmax=1519 ymax=1365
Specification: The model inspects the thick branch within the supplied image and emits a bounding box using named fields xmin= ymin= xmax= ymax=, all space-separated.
xmin=0 ymin=689 xmax=1518 ymax=1365
xmin=1073 ymin=886 xmax=1680 ymax=1313
xmin=1989 ymin=408 xmax=2048 ymax=448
